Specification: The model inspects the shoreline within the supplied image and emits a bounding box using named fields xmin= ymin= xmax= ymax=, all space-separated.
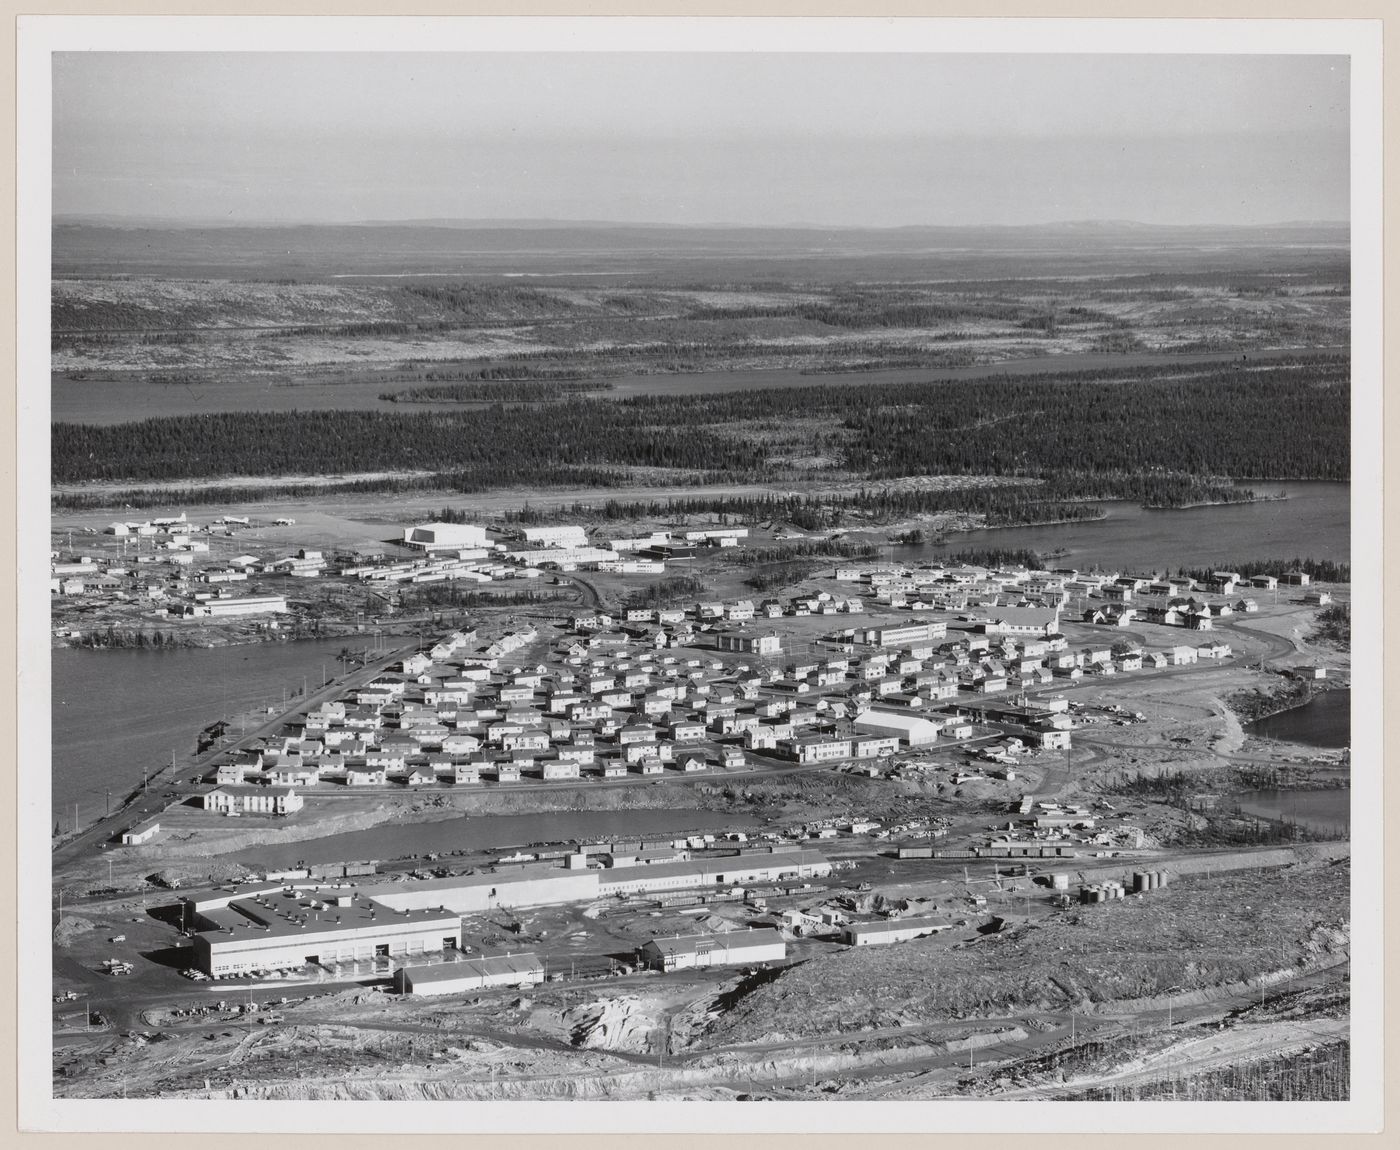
xmin=1240 ymin=680 xmax=1348 ymax=726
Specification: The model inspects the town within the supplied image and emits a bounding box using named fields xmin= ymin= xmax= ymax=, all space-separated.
xmin=49 ymin=498 xmax=1353 ymax=1104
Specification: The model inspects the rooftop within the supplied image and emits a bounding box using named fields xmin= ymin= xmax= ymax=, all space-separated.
xmin=644 ymin=927 xmax=783 ymax=958
xmin=401 ymin=953 xmax=543 ymax=984
xmin=845 ymin=915 xmax=950 ymax=937
xmin=197 ymin=892 xmax=458 ymax=942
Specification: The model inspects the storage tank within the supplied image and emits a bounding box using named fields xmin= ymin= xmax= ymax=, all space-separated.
xmin=1156 ymin=870 xmax=1169 ymax=888
xmin=1132 ymin=871 xmax=1149 ymax=893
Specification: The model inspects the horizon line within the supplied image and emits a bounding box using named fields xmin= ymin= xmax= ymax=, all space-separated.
xmin=53 ymin=214 xmax=1351 ymax=232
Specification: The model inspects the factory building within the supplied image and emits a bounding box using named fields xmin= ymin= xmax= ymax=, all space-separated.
xmin=597 ymin=849 xmax=831 ymax=896
xmin=851 ymin=709 xmax=941 ymax=747
xmin=361 ymin=865 xmax=600 ymax=914
xmin=362 ymin=849 xmax=832 ymax=912
xmin=519 ymin=525 xmax=589 ymax=548
xmin=394 ymin=953 xmax=544 ymax=996
xmin=191 ymin=892 xmax=461 ymax=977
xmin=639 ymin=928 xmax=786 ymax=972
xmin=840 ymin=916 xmax=951 ymax=947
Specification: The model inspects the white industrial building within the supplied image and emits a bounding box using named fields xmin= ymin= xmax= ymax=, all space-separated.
xmin=640 ymin=928 xmax=785 ymax=972
xmin=851 ymin=709 xmax=942 ymax=747
xmin=394 ymin=953 xmax=544 ymax=995
xmin=361 ymin=849 xmax=832 ymax=913
xmin=191 ymin=892 xmax=461 ymax=977
xmin=520 ymin=525 xmax=589 ymax=548
xmin=840 ymin=915 xmax=951 ymax=947
xmin=403 ymin=522 xmax=489 ymax=551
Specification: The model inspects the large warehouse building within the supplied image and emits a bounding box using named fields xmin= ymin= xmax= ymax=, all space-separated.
xmin=851 ymin=709 xmax=942 ymax=747
xmin=190 ymin=891 xmax=461 ymax=977
xmin=362 ymin=849 xmax=832 ymax=913
xmin=360 ymin=864 xmax=600 ymax=914
xmin=403 ymin=522 xmax=489 ymax=551
xmin=394 ymin=953 xmax=545 ymax=995
xmin=640 ymin=928 xmax=786 ymax=972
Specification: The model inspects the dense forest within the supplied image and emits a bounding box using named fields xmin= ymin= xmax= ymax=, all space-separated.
xmin=52 ymin=357 xmax=1348 ymax=509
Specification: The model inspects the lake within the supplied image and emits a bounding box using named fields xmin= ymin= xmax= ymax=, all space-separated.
xmin=901 ymin=481 xmax=1350 ymax=570
xmin=1246 ymin=688 xmax=1351 ymax=749
xmin=50 ymin=637 xmax=360 ymax=826
xmin=1231 ymin=787 xmax=1351 ymax=834
xmin=226 ymin=808 xmax=766 ymax=871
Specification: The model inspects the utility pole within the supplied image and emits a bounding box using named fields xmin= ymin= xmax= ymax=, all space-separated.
xmin=73 ymin=802 xmax=78 ymax=834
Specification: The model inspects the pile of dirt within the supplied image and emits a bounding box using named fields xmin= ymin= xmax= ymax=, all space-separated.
xmin=53 ymin=915 xmax=94 ymax=947
xmin=563 ymin=996 xmax=655 ymax=1052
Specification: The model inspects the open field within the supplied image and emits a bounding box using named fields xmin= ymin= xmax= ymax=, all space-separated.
xmin=53 ymin=272 xmax=1348 ymax=381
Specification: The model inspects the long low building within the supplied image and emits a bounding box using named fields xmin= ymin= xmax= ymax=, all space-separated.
xmin=185 ymin=850 xmax=832 ymax=975
xmin=191 ymin=891 xmax=461 ymax=977
xmin=363 ymin=848 xmax=833 ymax=913
xmin=201 ymin=595 xmax=289 ymax=617
xmin=597 ymin=848 xmax=831 ymax=897
xmin=361 ymin=864 xmax=600 ymax=915
xmin=839 ymin=915 xmax=952 ymax=947
xmin=640 ymin=928 xmax=785 ymax=972
xmin=394 ymin=953 xmax=544 ymax=995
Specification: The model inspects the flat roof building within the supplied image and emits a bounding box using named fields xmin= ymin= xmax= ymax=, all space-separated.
xmin=640 ymin=928 xmax=785 ymax=972
xmin=520 ymin=525 xmax=589 ymax=548
xmin=840 ymin=915 xmax=951 ymax=947
xmin=204 ymin=595 xmax=288 ymax=617
xmin=191 ymin=893 xmax=461 ymax=978
xmin=394 ymin=953 xmax=544 ymax=996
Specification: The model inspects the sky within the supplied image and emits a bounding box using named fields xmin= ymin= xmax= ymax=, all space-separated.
xmin=51 ymin=52 xmax=1350 ymax=228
